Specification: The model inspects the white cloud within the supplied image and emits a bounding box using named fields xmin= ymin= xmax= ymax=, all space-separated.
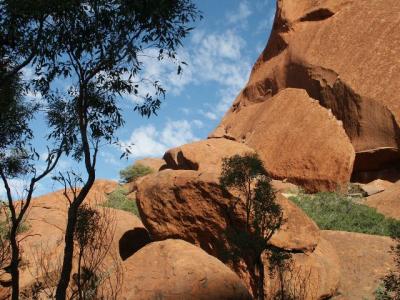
xmin=192 ymin=119 xmax=204 ymax=128
xmin=100 ymin=151 xmax=122 ymax=167
xmin=180 ymin=108 xmax=190 ymax=115
xmin=125 ymin=23 xmax=252 ymax=122
xmin=121 ymin=120 xmax=199 ymax=158
xmin=0 ymin=178 xmax=28 ymax=200
xmin=161 ymin=120 xmax=197 ymax=146
xmin=192 ymin=30 xmax=244 ymax=60
xmin=227 ymin=2 xmax=252 ymax=24
xmin=190 ymin=30 xmax=251 ymax=120
xmin=201 ymin=111 xmax=218 ymax=121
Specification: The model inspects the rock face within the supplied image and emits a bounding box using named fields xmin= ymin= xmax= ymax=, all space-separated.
xmin=163 ymin=138 xmax=255 ymax=173
xmin=264 ymin=238 xmax=340 ymax=299
xmin=211 ymin=88 xmax=355 ymax=192
xmin=136 ymin=170 xmax=320 ymax=254
xmin=134 ymin=157 xmax=166 ymax=172
xmin=136 ymin=169 xmax=339 ymax=298
xmin=122 ymin=239 xmax=251 ymax=300
xmin=322 ymin=230 xmax=394 ymax=299
xmin=364 ymin=181 xmax=400 ymax=219
xmin=358 ymin=179 xmax=394 ymax=197
xmin=211 ymin=0 xmax=400 ymax=189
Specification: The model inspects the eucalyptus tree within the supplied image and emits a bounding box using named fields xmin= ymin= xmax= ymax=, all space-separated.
xmin=30 ymin=1 xmax=201 ymax=298
xmin=0 ymin=1 xmax=201 ymax=299
xmin=0 ymin=2 xmax=64 ymax=299
xmin=220 ymin=153 xmax=283 ymax=299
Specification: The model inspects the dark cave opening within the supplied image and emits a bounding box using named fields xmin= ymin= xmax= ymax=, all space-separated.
xmin=351 ymin=147 xmax=400 ymax=183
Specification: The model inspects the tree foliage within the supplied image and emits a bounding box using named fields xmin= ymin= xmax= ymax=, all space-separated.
xmin=220 ymin=153 xmax=283 ymax=299
xmin=220 ymin=153 xmax=281 ymax=234
xmin=119 ymin=163 xmax=154 ymax=183
xmin=0 ymin=0 xmax=201 ymax=299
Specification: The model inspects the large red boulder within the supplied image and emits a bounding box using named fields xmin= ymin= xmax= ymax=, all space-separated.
xmin=163 ymin=138 xmax=255 ymax=173
xmin=136 ymin=170 xmax=320 ymax=254
xmin=122 ymin=239 xmax=251 ymax=300
xmin=264 ymin=238 xmax=340 ymax=299
xmin=133 ymin=157 xmax=166 ymax=172
xmin=211 ymin=89 xmax=355 ymax=192
xmin=136 ymin=169 xmax=339 ymax=298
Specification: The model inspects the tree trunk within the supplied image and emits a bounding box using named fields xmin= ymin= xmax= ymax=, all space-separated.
xmin=77 ymin=247 xmax=83 ymax=300
xmin=55 ymin=206 xmax=78 ymax=300
xmin=55 ymin=172 xmax=95 ymax=299
xmin=257 ymin=257 xmax=265 ymax=300
xmin=10 ymin=228 xmax=20 ymax=300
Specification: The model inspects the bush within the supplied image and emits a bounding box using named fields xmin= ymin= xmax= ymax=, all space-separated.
xmin=119 ymin=163 xmax=154 ymax=183
xmin=0 ymin=203 xmax=29 ymax=239
xmin=102 ymin=187 xmax=139 ymax=217
xmin=289 ymin=192 xmax=400 ymax=236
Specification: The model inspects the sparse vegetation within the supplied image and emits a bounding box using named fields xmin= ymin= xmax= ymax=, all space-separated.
xmin=102 ymin=187 xmax=139 ymax=217
xmin=28 ymin=204 xmax=122 ymax=299
xmin=375 ymin=283 xmax=392 ymax=300
xmin=376 ymin=224 xmax=400 ymax=299
xmin=119 ymin=163 xmax=154 ymax=183
xmin=289 ymin=192 xmax=400 ymax=236
xmin=0 ymin=203 xmax=29 ymax=240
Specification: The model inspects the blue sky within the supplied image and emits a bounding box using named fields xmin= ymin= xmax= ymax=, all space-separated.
xmin=1 ymin=0 xmax=276 ymax=197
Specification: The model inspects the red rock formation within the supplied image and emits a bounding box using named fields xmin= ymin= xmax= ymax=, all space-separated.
xmin=211 ymin=0 xmax=400 ymax=189
xmin=322 ymin=230 xmax=394 ymax=299
xmin=364 ymin=181 xmax=400 ymax=219
xmin=211 ymin=88 xmax=355 ymax=192
xmin=133 ymin=157 xmax=166 ymax=172
xmin=122 ymin=239 xmax=251 ymax=300
xmin=163 ymin=138 xmax=255 ymax=173
xmin=136 ymin=169 xmax=339 ymax=298
xmin=2 ymin=180 xmax=146 ymax=297
xmin=264 ymin=237 xmax=340 ymax=299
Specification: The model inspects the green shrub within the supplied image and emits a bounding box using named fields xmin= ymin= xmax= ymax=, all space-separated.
xmin=289 ymin=192 xmax=400 ymax=236
xmin=375 ymin=283 xmax=393 ymax=300
xmin=119 ymin=163 xmax=154 ymax=183
xmin=102 ymin=187 xmax=140 ymax=217
xmin=0 ymin=203 xmax=29 ymax=239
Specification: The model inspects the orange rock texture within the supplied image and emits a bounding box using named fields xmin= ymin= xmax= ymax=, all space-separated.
xmin=162 ymin=138 xmax=255 ymax=173
xmin=212 ymin=88 xmax=354 ymax=192
xmin=136 ymin=169 xmax=340 ymax=298
xmin=211 ymin=0 xmax=400 ymax=190
xmin=322 ymin=230 xmax=394 ymax=299
xmin=122 ymin=239 xmax=251 ymax=300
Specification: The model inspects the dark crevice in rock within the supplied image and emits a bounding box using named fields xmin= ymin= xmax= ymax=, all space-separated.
xmin=351 ymin=165 xmax=400 ymax=183
xmin=119 ymin=227 xmax=151 ymax=260
xmin=177 ymin=151 xmax=199 ymax=170
xmin=353 ymin=147 xmax=400 ymax=172
xmin=242 ymin=77 xmax=279 ymax=104
xmin=260 ymin=32 xmax=288 ymax=62
xmin=299 ymin=8 xmax=335 ymax=22
xmin=351 ymin=147 xmax=400 ymax=183
xmin=162 ymin=151 xmax=199 ymax=171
